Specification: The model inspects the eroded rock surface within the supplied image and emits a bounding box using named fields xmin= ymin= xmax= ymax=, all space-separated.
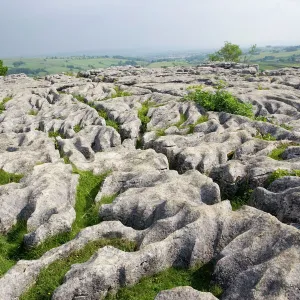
xmin=1 ymin=63 xmax=300 ymax=300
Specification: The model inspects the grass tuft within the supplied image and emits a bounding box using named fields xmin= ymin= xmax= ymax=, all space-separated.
xmin=173 ymin=114 xmax=188 ymax=128
xmin=0 ymin=96 xmax=12 ymax=113
xmin=97 ymin=109 xmax=120 ymax=132
xmin=254 ymin=132 xmax=276 ymax=141
xmin=156 ymin=129 xmax=166 ymax=137
xmin=73 ymin=124 xmax=81 ymax=133
xmin=72 ymin=94 xmax=85 ymax=103
xmin=280 ymin=123 xmax=293 ymax=131
xmin=138 ymin=100 xmax=155 ymax=134
xmin=188 ymin=115 xmax=209 ymax=133
xmin=268 ymin=143 xmax=292 ymax=160
xmin=28 ymin=109 xmax=38 ymax=116
xmin=112 ymin=86 xmax=132 ymax=98
xmin=268 ymin=169 xmax=300 ymax=185
xmin=106 ymin=261 xmax=223 ymax=300
xmin=20 ymin=238 xmax=136 ymax=300
xmin=0 ymin=169 xmax=23 ymax=185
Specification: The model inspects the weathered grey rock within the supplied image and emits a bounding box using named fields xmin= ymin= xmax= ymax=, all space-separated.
xmin=0 ymin=162 xmax=78 ymax=247
xmin=1 ymin=64 xmax=300 ymax=300
xmin=155 ymin=287 xmax=218 ymax=300
xmin=250 ymin=176 xmax=300 ymax=224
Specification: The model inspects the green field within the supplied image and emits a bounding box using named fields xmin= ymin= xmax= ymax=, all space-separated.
xmin=2 ymin=57 xmax=148 ymax=77
xmin=2 ymin=45 xmax=300 ymax=77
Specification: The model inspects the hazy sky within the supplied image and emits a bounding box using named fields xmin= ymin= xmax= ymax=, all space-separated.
xmin=1 ymin=0 xmax=299 ymax=57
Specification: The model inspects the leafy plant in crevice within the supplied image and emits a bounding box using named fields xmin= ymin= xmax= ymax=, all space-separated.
xmin=229 ymin=189 xmax=253 ymax=211
xmin=106 ymin=260 xmax=223 ymax=300
xmin=267 ymin=169 xmax=300 ymax=185
xmin=72 ymin=94 xmax=86 ymax=103
xmin=73 ymin=124 xmax=81 ymax=133
xmin=20 ymin=238 xmax=136 ymax=300
xmin=112 ymin=86 xmax=132 ymax=98
xmin=28 ymin=109 xmax=38 ymax=116
xmin=0 ymin=169 xmax=23 ymax=185
xmin=254 ymin=132 xmax=276 ymax=141
xmin=280 ymin=123 xmax=293 ymax=131
xmin=268 ymin=143 xmax=299 ymax=160
xmin=137 ymin=100 xmax=155 ymax=134
xmin=0 ymin=96 xmax=12 ymax=113
xmin=98 ymin=109 xmax=120 ymax=132
xmin=102 ymin=87 xmax=132 ymax=100
xmin=188 ymin=115 xmax=209 ymax=134
xmin=173 ymin=114 xmax=188 ymax=129
xmin=185 ymin=85 xmax=253 ymax=118
xmin=155 ymin=128 xmax=166 ymax=137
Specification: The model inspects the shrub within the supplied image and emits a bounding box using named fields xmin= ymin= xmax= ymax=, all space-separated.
xmin=0 ymin=60 xmax=8 ymax=76
xmin=186 ymin=86 xmax=253 ymax=118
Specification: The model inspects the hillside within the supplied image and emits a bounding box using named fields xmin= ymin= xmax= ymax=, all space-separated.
xmin=1 ymin=63 xmax=300 ymax=299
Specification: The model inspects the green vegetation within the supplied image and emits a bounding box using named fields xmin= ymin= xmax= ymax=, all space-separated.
xmin=48 ymin=131 xmax=61 ymax=138
xmin=0 ymin=96 xmax=12 ymax=113
xmin=0 ymin=60 xmax=8 ymax=76
xmin=137 ymin=100 xmax=155 ymax=133
xmin=257 ymin=84 xmax=269 ymax=90
xmin=268 ymin=143 xmax=293 ymax=160
xmin=254 ymin=132 xmax=276 ymax=141
xmin=98 ymin=109 xmax=120 ymax=132
xmin=0 ymin=169 xmax=110 ymax=275
xmin=106 ymin=261 xmax=222 ymax=300
xmin=174 ymin=114 xmax=188 ymax=128
xmin=28 ymin=109 xmax=38 ymax=116
xmin=186 ymin=86 xmax=253 ymax=118
xmin=0 ymin=221 xmax=27 ymax=276
xmin=255 ymin=116 xmax=269 ymax=122
xmin=112 ymin=86 xmax=132 ymax=98
xmin=208 ymin=42 xmax=243 ymax=62
xmin=156 ymin=128 xmax=166 ymax=137
xmin=188 ymin=115 xmax=209 ymax=134
xmin=73 ymin=124 xmax=81 ymax=133
xmin=268 ymin=169 xmax=300 ymax=185
xmin=72 ymin=94 xmax=85 ymax=103
xmin=0 ymin=169 xmax=23 ymax=185
xmin=20 ymin=238 xmax=136 ymax=300
xmin=229 ymin=189 xmax=253 ymax=211
xmin=280 ymin=123 xmax=293 ymax=131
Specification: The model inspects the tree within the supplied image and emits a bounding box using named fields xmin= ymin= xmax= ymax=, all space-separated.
xmin=0 ymin=60 xmax=8 ymax=76
xmin=208 ymin=42 xmax=243 ymax=62
xmin=243 ymin=44 xmax=257 ymax=63
xmin=12 ymin=61 xmax=25 ymax=68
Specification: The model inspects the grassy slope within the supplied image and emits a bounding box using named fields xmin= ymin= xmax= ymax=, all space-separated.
xmin=0 ymin=168 xmax=113 ymax=276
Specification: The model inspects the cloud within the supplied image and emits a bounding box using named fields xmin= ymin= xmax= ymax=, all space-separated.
xmin=0 ymin=0 xmax=299 ymax=57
